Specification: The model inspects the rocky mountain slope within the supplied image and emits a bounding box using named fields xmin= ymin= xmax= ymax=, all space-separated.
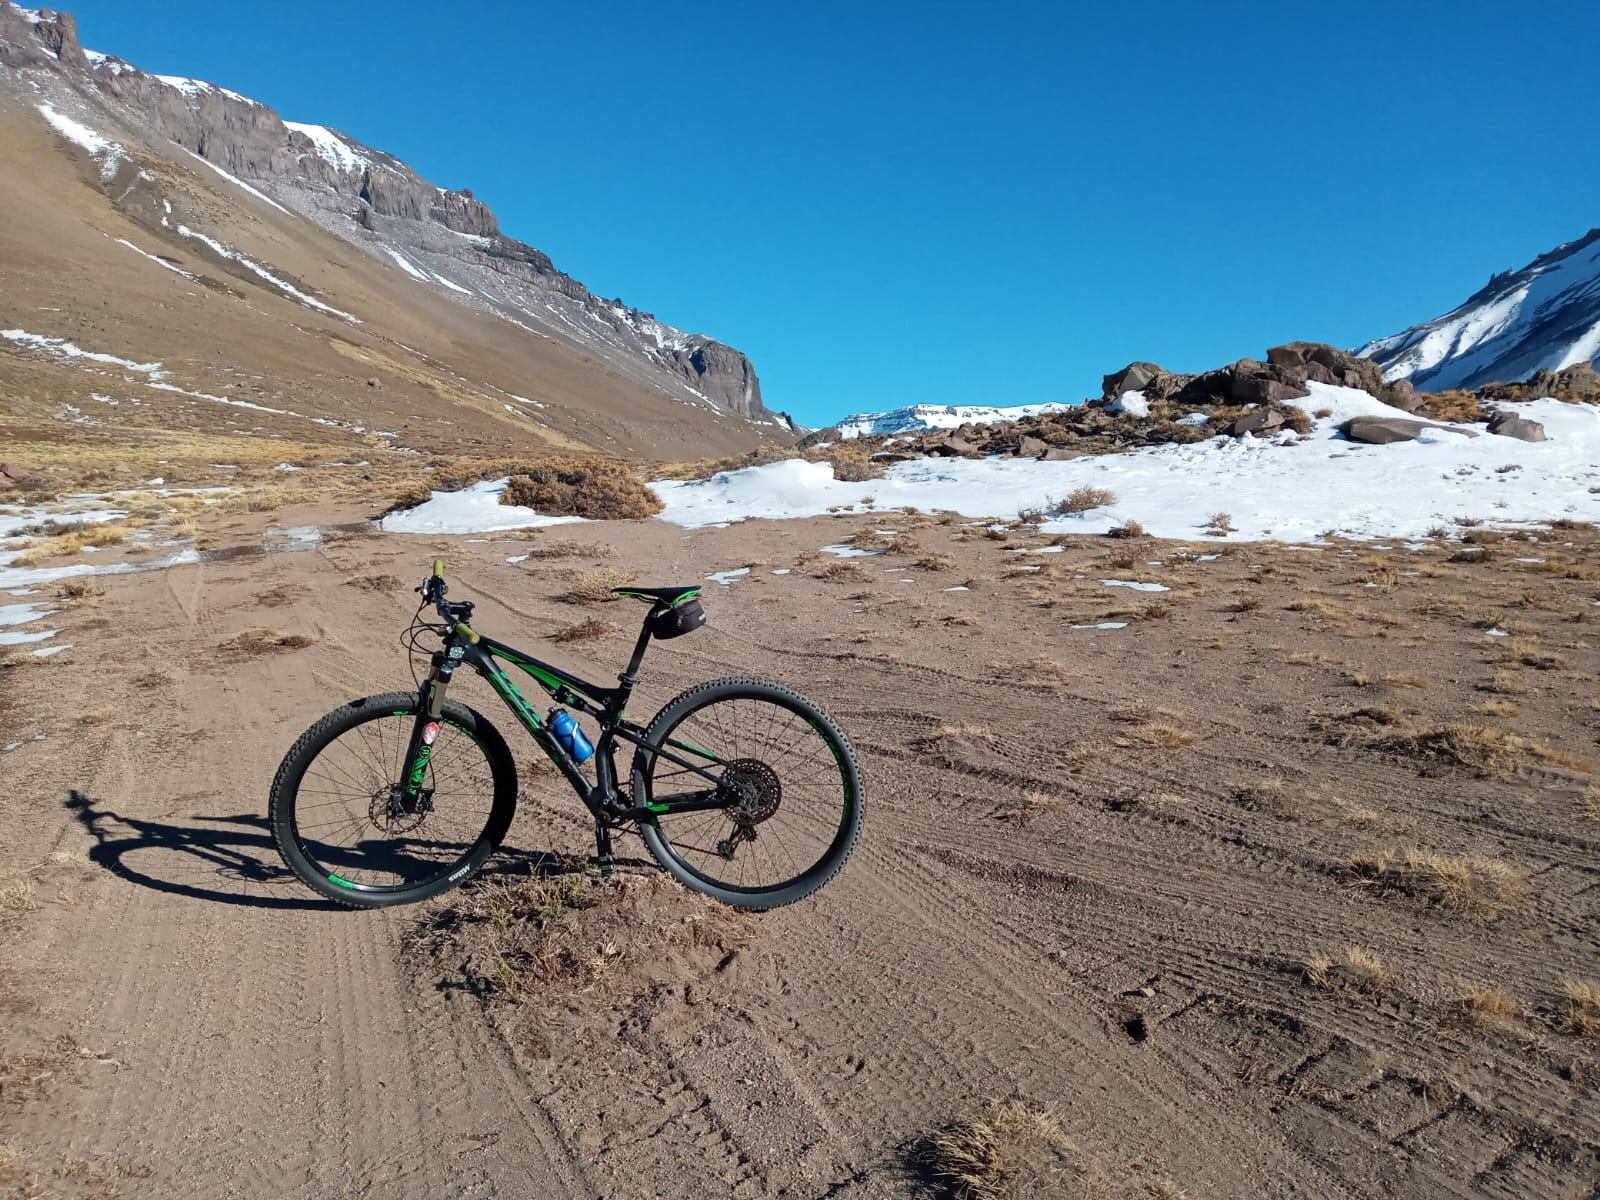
xmin=1358 ymin=226 xmax=1600 ymax=392
xmin=0 ymin=3 xmax=792 ymax=473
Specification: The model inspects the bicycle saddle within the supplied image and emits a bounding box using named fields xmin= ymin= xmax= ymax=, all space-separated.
xmin=611 ymin=585 xmax=702 ymax=606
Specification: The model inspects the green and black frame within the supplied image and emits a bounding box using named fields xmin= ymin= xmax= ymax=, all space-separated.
xmin=268 ymin=561 xmax=862 ymax=910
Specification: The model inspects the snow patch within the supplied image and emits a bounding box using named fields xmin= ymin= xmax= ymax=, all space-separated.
xmin=36 ymin=103 xmax=125 ymax=180
xmin=174 ymin=224 xmax=358 ymax=321
xmin=1106 ymin=390 xmax=1149 ymax=418
xmin=284 ymin=121 xmax=370 ymax=173
xmin=650 ymin=383 xmax=1600 ymax=542
xmin=380 ymin=478 xmax=586 ymax=535
xmin=2 ymin=328 xmax=166 ymax=378
xmin=383 ymin=248 xmax=430 ymax=281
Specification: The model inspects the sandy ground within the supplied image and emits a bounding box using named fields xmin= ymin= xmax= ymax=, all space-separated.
xmin=2 ymin=505 xmax=1598 ymax=1198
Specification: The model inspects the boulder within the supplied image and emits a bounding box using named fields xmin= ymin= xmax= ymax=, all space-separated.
xmin=1486 ymin=411 xmax=1547 ymax=442
xmin=1230 ymin=374 xmax=1309 ymax=405
xmin=1220 ymin=410 xmax=1284 ymax=437
xmin=1172 ymin=369 xmax=1234 ymax=406
xmin=1017 ymin=434 xmax=1050 ymax=458
xmin=1385 ymin=379 xmax=1425 ymax=413
xmin=1266 ymin=345 xmax=1308 ymax=369
xmin=1339 ymin=416 xmax=1477 ymax=444
xmin=1101 ymin=361 xmax=1166 ymax=400
xmin=1039 ymin=447 xmax=1080 ymax=461
xmin=1304 ymin=361 xmax=1339 ymax=385
xmin=924 ymin=434 xmax=979 ymax=457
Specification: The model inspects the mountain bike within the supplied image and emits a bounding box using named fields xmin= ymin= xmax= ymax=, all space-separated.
xmin=269 ymin=561 xmax=862 ymax=910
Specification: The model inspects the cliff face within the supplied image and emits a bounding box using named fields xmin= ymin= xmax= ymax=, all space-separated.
xmin=0 ymin=2 xmax=790 ymax=429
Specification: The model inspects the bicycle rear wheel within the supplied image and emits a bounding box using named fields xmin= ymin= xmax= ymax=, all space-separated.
xmin=269 ymin=692 xmax=517 ymax=908
xmin=631 ymin=678 xmax=862 ymax=909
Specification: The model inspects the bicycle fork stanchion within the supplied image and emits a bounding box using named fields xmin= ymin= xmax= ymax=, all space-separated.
xmin=397 ymin=650 xmax=456 ymax=815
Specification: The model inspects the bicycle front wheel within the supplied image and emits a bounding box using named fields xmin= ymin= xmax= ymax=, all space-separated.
xmin=631 ymin=678 xmax=862 ymax=909
xmin=269 ymin=692 xmax=517 ymax=908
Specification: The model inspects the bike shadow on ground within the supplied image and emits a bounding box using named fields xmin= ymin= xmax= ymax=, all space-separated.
xmin=64 ymin=790 xmax=639 ymax=911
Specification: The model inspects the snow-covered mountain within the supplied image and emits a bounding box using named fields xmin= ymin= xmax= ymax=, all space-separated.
xmin=0 ymin=3 xmax=792 ymax=434
xmin=1358 ymin=228 xmax=1600 ymax=391
xmin=830 ymin=401 xmax=1078 ymax=440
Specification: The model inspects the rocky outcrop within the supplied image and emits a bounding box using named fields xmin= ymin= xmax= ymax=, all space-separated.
xmin=1479 ymin=361 xmax=1600 ymax=405
xmin=0 ymin=5 xmax=85 ymax=67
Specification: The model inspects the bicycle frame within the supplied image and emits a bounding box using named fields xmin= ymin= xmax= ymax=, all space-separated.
xmin=399 ymin=612 xmax=733 ymax=831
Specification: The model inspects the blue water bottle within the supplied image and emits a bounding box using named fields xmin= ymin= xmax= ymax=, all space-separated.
xmin=548 ymin=710 xmax=594 ymax=763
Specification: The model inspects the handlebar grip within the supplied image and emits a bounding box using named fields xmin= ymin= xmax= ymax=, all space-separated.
xmin=432 ymin=559 xmax=445 ymax=578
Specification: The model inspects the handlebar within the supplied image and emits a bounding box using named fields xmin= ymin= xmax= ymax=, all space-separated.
xmin=417 ymin=560 xmax=479 ymax=642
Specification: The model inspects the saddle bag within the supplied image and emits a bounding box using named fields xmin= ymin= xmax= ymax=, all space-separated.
xmin=647 ymin=598 xmax=706 ymax=639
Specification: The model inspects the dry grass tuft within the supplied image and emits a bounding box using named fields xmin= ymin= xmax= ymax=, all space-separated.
xmin=1372 ymin=723 xmax=1589 ymax=775
xmin=1478 ymin=670 xmax=1529 ymax=696
xmin=1472 ymin=698 xmax=1519 ymax=718
xmin=1458 ymin=985 xmax=1519 ymax=1027
xmin=1305 ymin=945 xmax=1393 ymax=993
xmin=0 ymin=878 xmax=40 ymax=932
xmin=1343 ymin=849 xmax=1526 ymax=918
xmin=550 ymin=617 xmax=616 ymax=643
xmin=13 ymin=521 xmax=128 ymax=565
xmin=1563 ymin=980 xmax=1600 ymax=1038
xmin=518 ymin=539 xmax=617 ymax=560
xmin=914 ymin=1098 xmax=1091 ymax=1200
xmin=810 ymin=558 xmax=861 ymax=581
xmin=58 ymin=579 xmax=101 ymax=600
xmin=922 ymin=723 xmax=996 ymax=752
xmin=218 ymin=629 xmax=316 ymax=659
xmin=566 ymin=567 xmax=637 ymax=604
xmin=1581 ymin=785 xmax=1600 ymax=821
xmin=997 ymin=790 xmax=1065 ymax=826
xmin=1111 ymin=708 xmax=1195 ymax=749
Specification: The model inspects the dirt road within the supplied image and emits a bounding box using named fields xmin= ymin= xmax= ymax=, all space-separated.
xmin=3 ymin=508 xmax=1597 ymax=1198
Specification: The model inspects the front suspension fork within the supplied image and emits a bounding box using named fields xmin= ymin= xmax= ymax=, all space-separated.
xmin=397 ymin=655 xmax=454 ymax=812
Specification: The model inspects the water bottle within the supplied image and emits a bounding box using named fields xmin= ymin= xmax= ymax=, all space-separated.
xmin=548 ymin=710 xmax=594 ymax=764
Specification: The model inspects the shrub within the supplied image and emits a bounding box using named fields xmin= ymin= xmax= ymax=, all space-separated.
xmin=567 ymin=568 xmax=637 ymax=604
xmin=1052 ymin=486 xmax=1116 ymax=515
xmin=502 ymin=458 xmax=662 ymax=520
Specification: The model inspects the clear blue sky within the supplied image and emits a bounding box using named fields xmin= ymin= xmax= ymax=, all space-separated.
xmin=65 ymin=1 xmax=1600 ymax=426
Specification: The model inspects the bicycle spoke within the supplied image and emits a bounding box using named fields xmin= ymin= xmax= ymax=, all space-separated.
xmin=648 ymin=693 xmax=851 ymax=893
xmin=290 ymin=714 xmax=500 ymax=891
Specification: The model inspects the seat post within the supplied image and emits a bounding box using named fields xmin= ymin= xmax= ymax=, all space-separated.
xmin=618 ymin=611 xmax=656 ymax=686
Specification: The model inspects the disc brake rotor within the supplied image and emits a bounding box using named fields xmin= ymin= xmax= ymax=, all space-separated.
xmin=371 ymin=786 xmax=432 ymax=834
